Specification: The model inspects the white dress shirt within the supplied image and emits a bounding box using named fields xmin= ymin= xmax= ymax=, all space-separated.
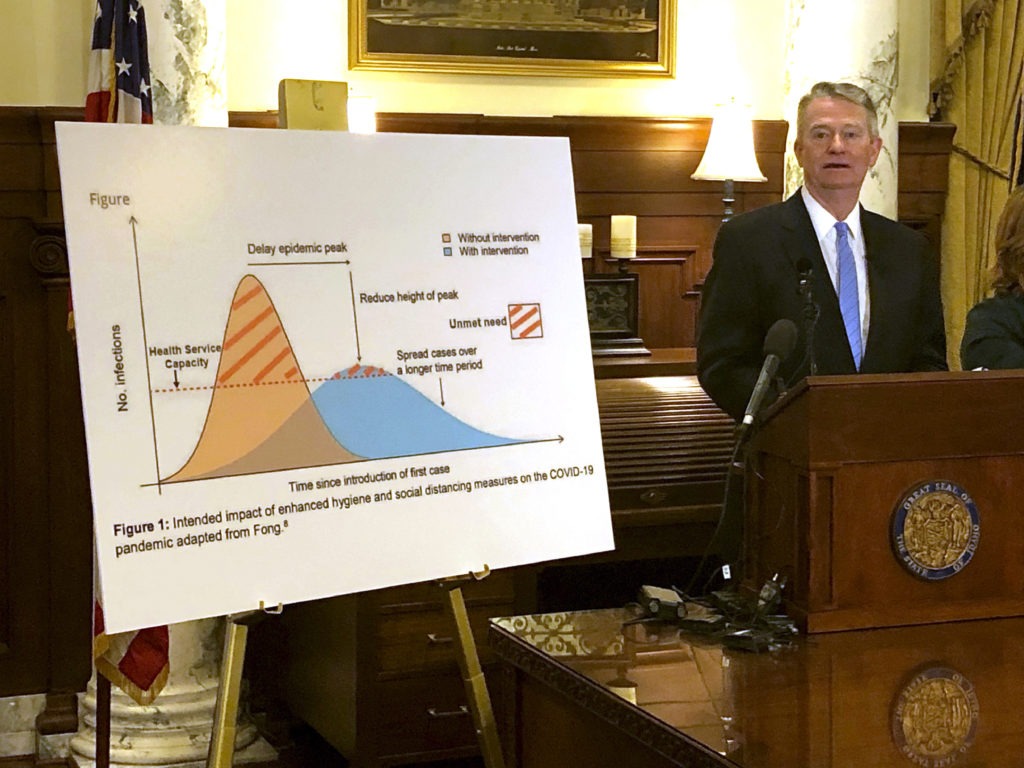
xmin=800 ymin=186 xmax=870 ymax=347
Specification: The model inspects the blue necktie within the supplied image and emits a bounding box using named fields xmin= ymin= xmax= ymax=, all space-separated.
xmin=835 ymin=222 xmax=862 ymax=370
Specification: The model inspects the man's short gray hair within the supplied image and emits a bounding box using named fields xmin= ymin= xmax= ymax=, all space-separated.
xmin=797 ymin=81 xmax=879 ymax=138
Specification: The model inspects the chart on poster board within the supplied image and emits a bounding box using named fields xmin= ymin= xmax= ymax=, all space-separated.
xmin=56 ymin=123 xmax=613 ymax=633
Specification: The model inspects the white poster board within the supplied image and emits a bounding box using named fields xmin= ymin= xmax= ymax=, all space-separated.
xmin=57 ymin=123 xmax=613 ymax=633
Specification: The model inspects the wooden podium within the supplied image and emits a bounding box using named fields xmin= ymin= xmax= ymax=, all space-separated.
xmin=745 ymin=370 xmax=1024 ymax=633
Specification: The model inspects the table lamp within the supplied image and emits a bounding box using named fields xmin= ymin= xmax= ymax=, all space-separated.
xmin=691 ymin=100 xmax=767 ymax=221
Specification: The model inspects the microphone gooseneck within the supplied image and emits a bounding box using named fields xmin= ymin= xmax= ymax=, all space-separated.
xmin=796 ymin=258 xmax=819 ymax=376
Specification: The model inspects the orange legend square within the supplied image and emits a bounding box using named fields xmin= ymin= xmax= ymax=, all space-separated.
xmin=508 ymin=303 xmax=543 ymax=339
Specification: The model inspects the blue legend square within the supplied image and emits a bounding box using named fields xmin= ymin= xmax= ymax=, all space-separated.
xmin=443 ymin=246 xmax=452 ymax=256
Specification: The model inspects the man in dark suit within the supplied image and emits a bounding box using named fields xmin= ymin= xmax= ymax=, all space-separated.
xmin=697 ymin=81 xmax=947 ymax=421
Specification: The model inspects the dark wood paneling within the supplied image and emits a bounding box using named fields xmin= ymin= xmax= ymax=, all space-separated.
xmin=0 ymin=109 xmax=91 ymax=699
xmin=0 ymin=217 xmax=51 ymax=694
xmin=897 ymin=122 xmax=956 ymax=249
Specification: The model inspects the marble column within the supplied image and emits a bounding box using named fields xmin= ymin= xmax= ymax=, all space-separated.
xmin=147 ymin=0 xmax=228 ymax=127
xmin=70 ymin=2 xmax=270 ymax=766
xmin=69 ymin=619 xmax=271 ymax=768
xmin=782 ymin=0 xmax=899 ymax=218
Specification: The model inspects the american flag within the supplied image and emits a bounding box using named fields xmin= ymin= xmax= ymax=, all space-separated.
xmin=93 ymin=602 xmax=169 ymax=706
xmin=83 ymin=0 xmax=168 ymax=706
xmin=85 ymin=0 xmax=153 ymax=124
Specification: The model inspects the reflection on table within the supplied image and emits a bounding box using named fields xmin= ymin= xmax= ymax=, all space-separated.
xmin=490 ymin=607 xmax=1024 ymax=768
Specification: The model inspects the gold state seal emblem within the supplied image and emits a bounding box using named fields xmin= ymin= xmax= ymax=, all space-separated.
xmin=891 ymin=666 xmax=978 ymax=767
xmin=891 ymin=482 xmax=979 ymax=581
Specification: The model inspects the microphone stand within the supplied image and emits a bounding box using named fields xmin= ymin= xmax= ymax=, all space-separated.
xmin=798 ymin=270 xmax=820 ymax=376
xmin=686 ymin=320 xmax=797 ymax=596
xmin=683 ymin=415 xmax=760 ymax=597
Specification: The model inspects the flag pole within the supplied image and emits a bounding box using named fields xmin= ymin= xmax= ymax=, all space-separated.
xmin=96 ymin=674 xmax=111 ymax=768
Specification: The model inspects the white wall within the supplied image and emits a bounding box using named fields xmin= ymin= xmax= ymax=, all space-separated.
xmin=0 ymin=0 xmax=94 ymax=106
xmin=0 ymin=0 xmax=930 ymax=121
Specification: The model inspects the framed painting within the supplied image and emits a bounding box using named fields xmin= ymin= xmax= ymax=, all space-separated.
xmin=349 ymin=0 xmax=676 ymax=78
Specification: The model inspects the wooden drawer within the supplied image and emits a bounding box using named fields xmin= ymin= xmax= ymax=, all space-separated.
xmin=375 ymin=602 xmax=513 ymax=675
xmin=369 ymin=569 xmax=515 ymax=612
xmin=371 ymin=673 xmax=483 ymax=759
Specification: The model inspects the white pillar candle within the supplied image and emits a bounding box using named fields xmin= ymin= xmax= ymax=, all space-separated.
xmin=610 ymin=215 xmax=637 ymax=259
xmin=578 ymin=223 xmax=593 ymax=259
xmin=347 ymin=95 xmax=378 ymax=134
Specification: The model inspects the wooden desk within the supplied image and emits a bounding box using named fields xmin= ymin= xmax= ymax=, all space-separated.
xmin=490 ymin=608 xmax=1024 ymax=767
xmin=593 ymin=348 xmax=697 ymax=379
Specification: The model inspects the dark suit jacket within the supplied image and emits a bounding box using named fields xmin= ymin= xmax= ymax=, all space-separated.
xmin=697 ymin=192 xmax=947 ymax=420
xmin=961 ymin=293 xmax=1024 ymax=369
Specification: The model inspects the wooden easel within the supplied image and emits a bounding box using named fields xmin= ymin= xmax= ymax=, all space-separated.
xmin=437 ymin=566 xmax=507 ymax=768
xmin=206 ymin=601 xmax=282 ymax=768
xmin=202 ymin=568 xmax=506 ymax=768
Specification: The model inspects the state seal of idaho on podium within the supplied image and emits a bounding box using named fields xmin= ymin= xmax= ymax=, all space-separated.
xmin=891 ymin=481 xmax=980 ymax=580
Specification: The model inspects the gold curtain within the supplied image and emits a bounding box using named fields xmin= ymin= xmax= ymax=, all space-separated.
xmin=932 ymin=0 xmax=1024 ymax=368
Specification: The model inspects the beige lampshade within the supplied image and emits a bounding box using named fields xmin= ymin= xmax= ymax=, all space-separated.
xmin=691 ymin=101 xmax=767 ymax=183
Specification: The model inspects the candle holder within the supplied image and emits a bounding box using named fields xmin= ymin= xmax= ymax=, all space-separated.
xmin=583 ymin=214 xmax=650 ymax=357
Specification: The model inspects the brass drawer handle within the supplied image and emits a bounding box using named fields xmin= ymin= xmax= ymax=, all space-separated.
xmin=427 ymin=705 xmax=469 ymax=719
xmin=640 ymin=489 xmax=668 ymax=505
xmin=426 ymin=633 xmax=454 ymax=645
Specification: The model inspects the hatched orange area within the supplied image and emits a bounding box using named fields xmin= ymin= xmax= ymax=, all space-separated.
xmin=165 ymin=274 xmax=356 ymax=482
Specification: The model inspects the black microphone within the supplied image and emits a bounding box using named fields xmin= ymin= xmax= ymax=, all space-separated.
xmin=693 ymin=319 xmax=798 ymax=593
xmin=740 ymin=319 xmax=799 ymax=430
xmin=796 ymin=258 xmax=819 ymax=375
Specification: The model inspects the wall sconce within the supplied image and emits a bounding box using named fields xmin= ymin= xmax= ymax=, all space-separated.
xmin=691 ymin=100 xmax=766 ymax=221
xmin=347 ymin=95 xmax=377 ymax=134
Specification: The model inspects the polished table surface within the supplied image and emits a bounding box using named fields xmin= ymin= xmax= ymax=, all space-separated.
xmin=490 ymin=607 xmax=1024 ymax=767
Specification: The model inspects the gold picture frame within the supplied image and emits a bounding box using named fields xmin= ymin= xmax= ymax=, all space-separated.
xmin=349 ymin=0 xmax=676 ymax=78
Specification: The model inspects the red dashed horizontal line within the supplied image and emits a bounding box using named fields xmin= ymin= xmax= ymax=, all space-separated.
xmin=152 ymin=372 xmax=391 ymax=393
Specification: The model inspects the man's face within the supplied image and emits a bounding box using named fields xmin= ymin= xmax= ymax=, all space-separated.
xmin=794 ymin=97 xmax=882 ymax=198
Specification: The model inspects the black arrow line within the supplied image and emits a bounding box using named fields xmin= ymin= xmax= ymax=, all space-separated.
xmin=142 ymin=436 xmax=571 ymax=487
xmin=348 ymin=271 xmax=362 ymax=362
xmin=130 ymin=215 xmax=163 ymax=494
xmin=439 ymin=377 xmax=445 ymax=406
xmin=248 ymin=259 xmax=351 ymax=267
xmin=173 ymin=369 xmax=179 ymax=389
